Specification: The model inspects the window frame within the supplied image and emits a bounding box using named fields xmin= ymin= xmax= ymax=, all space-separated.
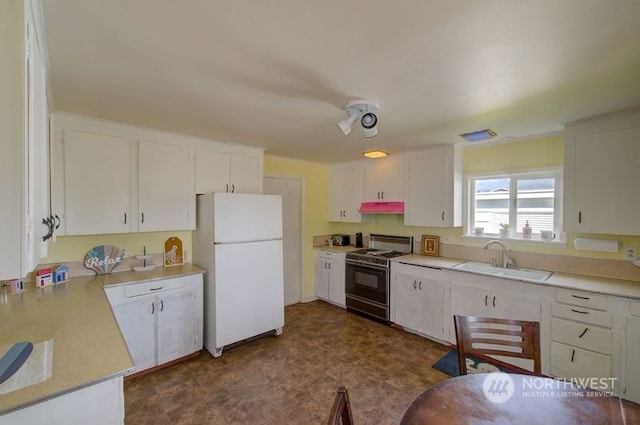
xmin=463 ymin=167 xmax=564 ymax=241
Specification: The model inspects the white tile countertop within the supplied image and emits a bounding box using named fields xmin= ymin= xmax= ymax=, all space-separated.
xmin=393 ymin=254 xmax=640 ymax=300
xmin=0 ymin=264 xmax=204 ymax=415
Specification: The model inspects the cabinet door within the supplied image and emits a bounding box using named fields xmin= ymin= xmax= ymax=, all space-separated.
xmin=157 ymin=289 xmax=197 ymax=365
xmin=363 ymin=155 xmax=403 ymax=202
xmin=329 ymin=162 xmax=364 ymax=222
xmin=63 ymin=131 xmax=131 ymax=235
xmin=491 ymin=289 xmax=541 ymax=322
xmin=327 ymin=257 xmax=346 ymax=307
xmin=417 ymin=277 xmax=446 ymax=341
xmin=110 ymin=296 xmax=156 ymax=373
xmin=404 ymin=146 xmax=460 ymax=227
xmin=195 ymin=149 xmax=230 ymax=193
xmin=393 ymin=273 xmax=419 ymax=330
xmin=570 ymin=127 xmax=640 ymax=234
xmin=314 ymin=252 xmax=329 ymax=300
xmin=229 ymin=153 xmax=260 ymax=194
xmin=451 ymin=283 xmax=490 ymax=319
xmin=626 ymin=316 xmax=640 ymax=403
xmin=138 ymin=141 xmax=193 ymax=231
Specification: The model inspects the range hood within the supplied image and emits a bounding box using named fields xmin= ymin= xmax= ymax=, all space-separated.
xmin=358 ymin=202 xmax=405 ymax=214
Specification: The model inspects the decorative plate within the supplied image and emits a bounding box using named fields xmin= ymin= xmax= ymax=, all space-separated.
xmin=84 ymin=245 xmax=127 ymax=275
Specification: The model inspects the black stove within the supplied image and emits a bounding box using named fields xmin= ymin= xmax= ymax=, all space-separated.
xmin=344 ymin=235 xmax=413 ymax=324
xmin=346 ymin=249 xmax=408 ymax=266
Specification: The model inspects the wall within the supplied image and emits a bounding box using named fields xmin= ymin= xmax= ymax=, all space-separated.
xmin=334 ymin=134 xmax=640 ymax=262
xmin=263 ymin=155 xmax=333 ymax=299
xmin=42 ymin=231 xmax=192 ymax=268
xmin=0 ymin=0 xmax=24 ymax=279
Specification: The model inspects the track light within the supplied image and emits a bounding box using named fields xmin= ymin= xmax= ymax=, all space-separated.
xmin=337 ymin=112 xmax=361 ymax=136
xmin=337 ymin=100 xmax=379 ymax=138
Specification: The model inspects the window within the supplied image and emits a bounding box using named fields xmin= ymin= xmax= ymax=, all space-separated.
xmin=466 ymin=168 xmax=562 ymax=239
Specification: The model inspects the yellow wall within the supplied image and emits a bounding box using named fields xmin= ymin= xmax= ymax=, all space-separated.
xmin=43 ymin=231 xmax=192 ymax=265
xmin=335 ymin=134 xmax=640 ymax=260
xmin=43 ymin=134 xmax=639 ymax=292
xmin=263 ymin=155 xmax=333 ymax=299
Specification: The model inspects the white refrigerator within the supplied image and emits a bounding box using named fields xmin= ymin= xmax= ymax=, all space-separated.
xmin=193 ymin=192 xmax=284 ymax=357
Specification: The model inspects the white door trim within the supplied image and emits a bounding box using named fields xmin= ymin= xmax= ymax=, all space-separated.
xmin=264 ymin=174 xmax=306 ymax=304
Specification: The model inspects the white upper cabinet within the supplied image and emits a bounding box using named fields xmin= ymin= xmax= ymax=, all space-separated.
xmin=138 ymin=141 xmax=194 ymax=231
xmin=329 ymin=161 xmax=366 ymax=223
xmin=564 ymin=110 xmax=640 ymax=235
xmin=63 ymin=131 xmax=131 ymax=235
xmin=195 ymin=148 xmax=261 ymax=194
xmin=362 ymin=154 xmax=404 ymax=202
xmin=404 ymin=145 xmax=462 ymax=227
xmin=0 ymin=0 xmax=50 ymax=279
xmin=51 ymin=113 xmax=201 ymax=235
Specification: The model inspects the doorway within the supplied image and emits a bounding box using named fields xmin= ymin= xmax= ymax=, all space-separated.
xmin=263 ymin=176 xmax=304 ymax=306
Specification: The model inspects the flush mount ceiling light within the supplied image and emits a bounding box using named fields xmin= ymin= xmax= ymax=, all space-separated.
xmin=459 ymin=129 xmax=497 ymax=142
xmin=363 ymin=150 xmax=388 ymax=159
xmin=337 ymin=100 xmax=379 ymax=138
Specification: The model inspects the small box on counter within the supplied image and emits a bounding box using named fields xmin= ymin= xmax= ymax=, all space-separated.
xmin=36 ymin=267 xmax=53 ymax=288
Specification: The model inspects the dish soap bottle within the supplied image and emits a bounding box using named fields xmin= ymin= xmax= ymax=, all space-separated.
xmin=522 ymin=220 xmax=532 ymax=239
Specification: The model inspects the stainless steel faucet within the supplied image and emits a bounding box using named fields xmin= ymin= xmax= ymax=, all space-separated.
xmin=482 ymin=239 xmax=515 ymax=268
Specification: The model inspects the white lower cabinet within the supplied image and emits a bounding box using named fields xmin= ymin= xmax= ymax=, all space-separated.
xmin=104 ymin=275 xmax=203 ymax=375
xmin=391 ymin=264 xmax=448 ymax=342
xmin=549 ymin=288 xmax=623 ymax=394
xmin=447 ymin=271 xmax=550 ymax=373
xmin=449 ymin=275 xmax=543 ymax=332
xmin=0 ymin=376 xmax=124 ymax=425
xmin=624 ymin=301 xmax=640 ymax=403
xmin=314 ymin=250 xmax=346 ymax=307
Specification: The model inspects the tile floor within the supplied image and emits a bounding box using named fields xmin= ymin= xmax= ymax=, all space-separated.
xmin=123 ymin=301 xmax=452 ymax=424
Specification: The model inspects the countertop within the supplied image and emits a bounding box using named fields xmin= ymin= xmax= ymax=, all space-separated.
xmin=393 ymin=254 xmax=640 ymax=300
xmin=314 ymin=245 xmax=360 ymax=253
xmin=0 ymin=264 xmax=204 ymax=415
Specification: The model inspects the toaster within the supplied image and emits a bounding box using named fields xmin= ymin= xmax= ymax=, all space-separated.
xmin=331 ymin=234 xmax=351 ymax=246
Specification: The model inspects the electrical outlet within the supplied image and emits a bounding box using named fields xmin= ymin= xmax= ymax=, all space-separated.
xmin=444 ymin=235 xmax=450 ymax=243
xmin=624 ymin=247 xmax=638 ymax=261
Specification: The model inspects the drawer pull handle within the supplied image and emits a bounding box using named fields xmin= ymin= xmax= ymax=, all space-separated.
xmin=570 ymin=309 xmax=589 ymax=315
xmin=485 ymin=294 xmax=488 ymax=306
xmin=149 ymin=287 xmax=164 ymax=291
xmin=492 ymin=296 xmax=496 ymax=308
xmin=571 ymin=349 xmax=575 ymax=363
xmin=578 ymin=328 xmax=589 ymax=338
xmin=419 ymin=281 xmax=422 ymax=290
xmin=151 ymin=302 xmax=154 ymax=314
xmin=571 ymin=294 xmax=590 ymax=300
xmin=413 ymin=280 xmax=417 ymax=290
xmin=160 ymin=299 xmax=164 ymax=312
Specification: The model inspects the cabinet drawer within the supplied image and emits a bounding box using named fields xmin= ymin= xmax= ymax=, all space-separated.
xmin=551 ymin=302 xmax=612 ymax=328
xmin=555 ymin=289 xmax=607 ymax=311
xmin=631 ymin=299 xmax=640 ymax=317
xmin=551 ymin=318 xmax=612 ymax=355
xmin=124 ymin=277 xmax=184 ymax=298
xmin=550 ymin=342 xmax=611 ymax=383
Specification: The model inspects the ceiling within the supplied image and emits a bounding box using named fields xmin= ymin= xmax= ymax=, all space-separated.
xmin=42 ymin=0 xmax=640 ymax=163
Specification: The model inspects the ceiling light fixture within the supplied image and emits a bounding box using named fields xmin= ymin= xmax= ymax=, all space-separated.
xmin=459 ymin=129 xmax=497 ymax=142
xmin=337 ymin=100 xmax=379 ymax=138
xmin=363 ymin=150 xmax=388 ymax=159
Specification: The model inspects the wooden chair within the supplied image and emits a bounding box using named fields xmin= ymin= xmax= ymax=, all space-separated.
xmin=453 ymin=315 xmax=542 ymax=376
xmin=328 ymin=386 xmax=354 ymax=425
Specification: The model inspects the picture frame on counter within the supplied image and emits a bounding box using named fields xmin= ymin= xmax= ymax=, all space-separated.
xmin=421 ymin=235 xmax=440 ymax=256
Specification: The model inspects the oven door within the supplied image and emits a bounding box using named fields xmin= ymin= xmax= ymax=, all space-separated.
xmin=345 ymin=261 xmax=388 ymax=305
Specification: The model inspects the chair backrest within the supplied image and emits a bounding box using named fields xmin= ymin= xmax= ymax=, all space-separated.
xmin=328 ymin=386 xmax=354 ymax=425
xmin=454 ymin=315 xmax=541 ymax=376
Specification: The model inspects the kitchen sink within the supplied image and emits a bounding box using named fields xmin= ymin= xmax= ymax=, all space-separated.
xmin=452 ymin=261 xmax=552 ymax=282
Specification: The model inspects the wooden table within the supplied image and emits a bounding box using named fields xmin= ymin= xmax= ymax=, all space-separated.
xmin=400 ymin=373 xmax=640 ymax=425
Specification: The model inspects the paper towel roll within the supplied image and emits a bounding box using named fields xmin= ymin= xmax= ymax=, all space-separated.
xmin=573 ymin=237 xmax=620 ymax=253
